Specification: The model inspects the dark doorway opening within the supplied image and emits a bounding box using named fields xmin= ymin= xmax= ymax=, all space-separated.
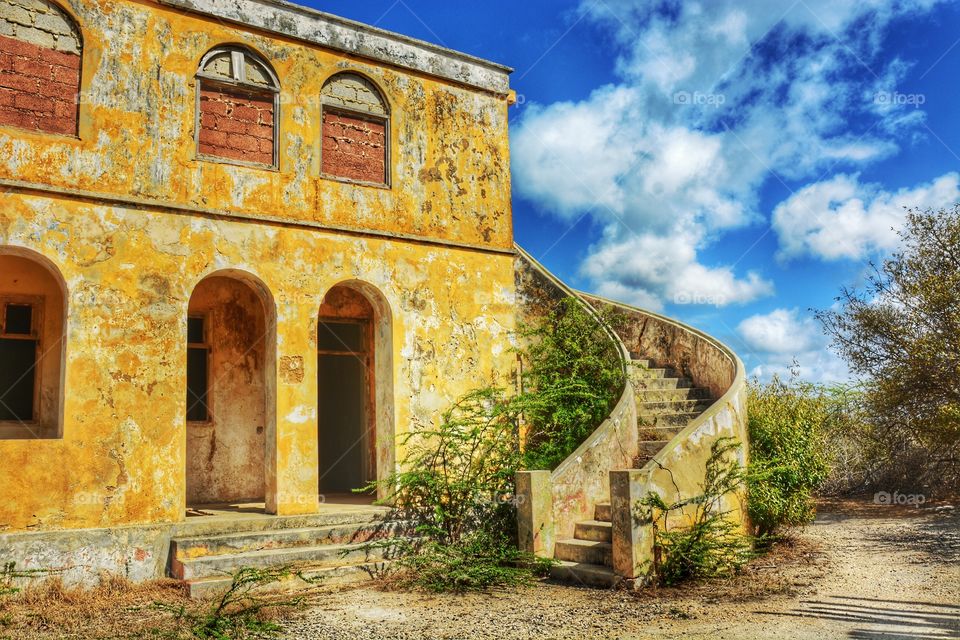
xmin=317 ymin=318 xmax=370 ymax=496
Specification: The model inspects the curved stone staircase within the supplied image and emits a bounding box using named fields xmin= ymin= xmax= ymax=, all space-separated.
xmin=514 ymin=247 xmax=749 ymax=587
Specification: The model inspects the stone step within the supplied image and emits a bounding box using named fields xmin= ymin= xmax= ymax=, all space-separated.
xmin=594 ymin=502 xmax=611 ymax=522
xmin=554 ymin=539 xmax=612 ymax=566
xmin=633 ymin=377 xmax=693 ymax=390
xmin=638 ymin=440 xmax=671 ymax=458
xmin=638 ymin=425 xmax=683 ymax=441
xmin=635 ymin=387 xmax=710 ymax=403
xmin=171 ymin=539 xmax=408 ymax=581
xmin=184 ymin=560 xmax=391 ymax=599
xmin=632 ymin=367 xmax=674 ymax=380
xmin=550 ymin=561 xmax=620 ymax=588
xmin=574 ymin=520 xmax=613 ymax=543
xmin=172 ymin=521 xmax=409 ymax=560
xmin=638 ymin=399 xmax=712 ymax=415
xmin=646 ymin=412 xmax=703 ymax=428
xmin=629 ymin=357 xmax=652 ymax=369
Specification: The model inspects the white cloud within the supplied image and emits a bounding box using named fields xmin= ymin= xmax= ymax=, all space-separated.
xmin=581 ymin=229 xmax=774 ymax=311
xmin=737 ymin=308 xmax=850 ymax=383
xmin=773 ymin=172 xmax=960 ymax=261
xmin=738 ymin=308 xmax=818 ymax=354
xmin=512 ymin=0 xmax=944 ymax=309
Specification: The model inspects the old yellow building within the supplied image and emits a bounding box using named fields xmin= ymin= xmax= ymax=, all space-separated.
xmin=0 ymin=0 xmax=515 ymax=532
xmin=0 ymin=0 xmax=749 ymax=593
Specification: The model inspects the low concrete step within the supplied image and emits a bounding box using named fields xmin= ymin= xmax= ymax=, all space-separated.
xmin=594 ymin=502 xmax=611 ymax=522
xmin=647 ymin=412 xmax=704 ymax=428
xmin=638 ymin=399 xmax=712 ymax=415
xmin=632 ymin=367 xmax=674 ymax=380
xmin=629 ymin=357 xmax=652 ymax=369
xmin=633 ymin=377 xmax=693 ymax=390
xmin=638 ymin=425 xmax=683 ymax=441
xmin=550 ymin=561 xmax=620 ymax=588
xmin=638 ymin=440 xmax=671 ymax=458
xmin=554 ymin=539 xmax=612 ymax=566
xmin=172 ymin=539 xmax=407 ymax=581
xmin=574 ymin=520 xmax=613 ymax=543
xmin=184 ymin=560 xmax=391 ymax=599
xmin=172 ymin=521 xmax=409 ymax=560
xmin=635 ymin=387 xmax=710 ymax=403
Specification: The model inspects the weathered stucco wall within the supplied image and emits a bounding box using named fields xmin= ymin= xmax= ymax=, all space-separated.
xmin=583 ymin=293 xmax=736 ymax=401
xmin=0 ymin=194 xmax=518 ymax=532
xmin=0 ymin=0 xmax=513 ymax=250
xmin=0 ymin=0 xmax=516 ymax=534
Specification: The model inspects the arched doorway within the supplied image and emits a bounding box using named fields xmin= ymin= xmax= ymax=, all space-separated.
xmin=185 ymin=272 xmax=275 ymax=508
xmin=317 ymin=283 xmax=392 ymax=500
xmin=0 ymin=248 xmax=66 ymax=440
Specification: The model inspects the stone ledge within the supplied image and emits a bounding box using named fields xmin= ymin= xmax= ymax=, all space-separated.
xmin=157 ymin=0 xmax=512 ymax=94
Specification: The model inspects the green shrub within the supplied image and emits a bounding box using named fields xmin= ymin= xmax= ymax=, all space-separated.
xmin=638 ymin=438 xmax=753 ymax=585
xmin=370 ymin=388 xmax=549 ymax=592
xmin=519 ymin=297 xmax=626 ymax=470
xmin=746 ymin=377 xmax=832 ymax=538
xmin=156 ymin=566 xmax=303 ymax=639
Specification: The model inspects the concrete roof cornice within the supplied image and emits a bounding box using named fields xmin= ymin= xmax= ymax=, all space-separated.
xmin=157 ymin=0 xmax=513 ymax=94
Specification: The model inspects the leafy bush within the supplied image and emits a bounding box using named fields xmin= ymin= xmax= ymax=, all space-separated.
xmin=818 ymin=207 xmax=960 ymax=491
xmin=371 ymin=388 xmax=550 ymax=592
xmin=638 ymin=438 xmax=753 ymax=585
xmin=746 ymin=377 xmax=832 ymax=538
xmin=519 ymin=297 xmax=626 ymax=470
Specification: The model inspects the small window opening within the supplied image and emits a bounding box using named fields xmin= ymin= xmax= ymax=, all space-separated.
xmin=187 ymin=315 xmax=210 ymax=423
xmin=0 ymin=301 xmax=39 ymax=422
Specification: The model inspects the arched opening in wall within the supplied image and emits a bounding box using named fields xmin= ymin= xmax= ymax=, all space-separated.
xmin=317 ymin=282 xmax=394 ymax=503
xmin=0 ymin=0 xmax=82 ymax=136
xmin=185 ymin=271 xmax=276 ymax=511
xmin=0 ymin=248 xmax=66 ymax=440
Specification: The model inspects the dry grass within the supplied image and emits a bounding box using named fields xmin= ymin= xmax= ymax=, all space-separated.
xmin=0 ymin=574 xmax=192 ymax=639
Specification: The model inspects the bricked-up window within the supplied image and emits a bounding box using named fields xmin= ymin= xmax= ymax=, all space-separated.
xmin=0 ymin=0 xmax=81 ymax=136
xmin=196 ymin=47 xmax=279 ymax=167
xmin=321 ymin=73 xmax=389 ymax=186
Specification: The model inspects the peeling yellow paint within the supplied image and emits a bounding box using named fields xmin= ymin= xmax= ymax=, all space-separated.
xmin=0 ymin=0 xmax=516 ymax=532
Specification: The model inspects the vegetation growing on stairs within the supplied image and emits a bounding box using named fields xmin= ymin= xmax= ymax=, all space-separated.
xmin=518 ymin=297 xmax=627 ymax=470
xmin=369 ymin=389 xmax=552 ymax=592
xmin=638 ymin=438 xmax=754 ymax=586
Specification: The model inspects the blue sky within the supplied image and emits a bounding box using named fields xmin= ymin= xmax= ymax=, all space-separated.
xmin=312 ymin=0 xmax=960 ymax=382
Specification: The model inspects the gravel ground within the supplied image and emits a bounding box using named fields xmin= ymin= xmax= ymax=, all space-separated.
xmin=281 ymin=500 xmax=960 ymax=640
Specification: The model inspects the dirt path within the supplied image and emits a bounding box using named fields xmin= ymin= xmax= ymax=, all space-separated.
xmin=282 ymin=500 xmax=960 ymax=640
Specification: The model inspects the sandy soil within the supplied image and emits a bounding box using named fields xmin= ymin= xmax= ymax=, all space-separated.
xmin=282 ymin=500 xmax=960 ymax=640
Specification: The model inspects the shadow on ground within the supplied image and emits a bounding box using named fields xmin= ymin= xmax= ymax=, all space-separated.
xmin=758 ymin=595 xmax=960 ymax=639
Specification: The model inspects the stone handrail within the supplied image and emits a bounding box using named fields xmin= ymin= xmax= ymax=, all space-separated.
xmin=583 ymin=294 xmax=749 ymax=580
xmin=513 ymin=247 xmax=637 ymax=556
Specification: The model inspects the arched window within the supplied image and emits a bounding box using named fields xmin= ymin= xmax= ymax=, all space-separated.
xmin=196 ymin=46 xmax=279 ymax=167
xmin=321 ymin=73 xmax=389 ymax=186
xmin=0 ymin=0 xmax=81 ymax=136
